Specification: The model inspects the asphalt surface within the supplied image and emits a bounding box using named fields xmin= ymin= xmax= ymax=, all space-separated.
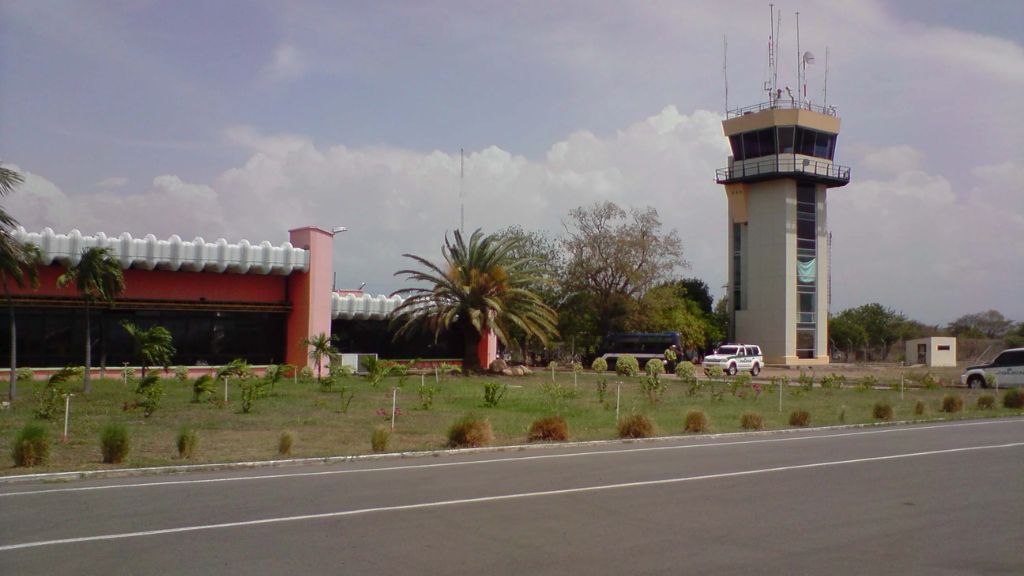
xmin=1 ymin=419 xmax=1022 ymax=575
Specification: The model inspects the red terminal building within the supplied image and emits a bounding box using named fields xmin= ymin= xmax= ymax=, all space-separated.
xmin=3 ymin=226 xmax=496 ymax=374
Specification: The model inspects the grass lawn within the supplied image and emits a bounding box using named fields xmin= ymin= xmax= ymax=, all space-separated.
xmin=1 ymin=369 xmax=1021 ymax=476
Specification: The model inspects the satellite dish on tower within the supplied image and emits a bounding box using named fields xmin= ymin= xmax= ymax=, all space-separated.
xmin=803 ymin=51 xmax=815 ymax=65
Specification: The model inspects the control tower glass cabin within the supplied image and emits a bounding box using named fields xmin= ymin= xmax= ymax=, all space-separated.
xmin=715 ymin=100 xmax=851 ymax=365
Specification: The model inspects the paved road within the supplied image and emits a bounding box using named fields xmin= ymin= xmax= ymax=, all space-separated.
xmin=2 ymin=419 xmax=1022 ymax=575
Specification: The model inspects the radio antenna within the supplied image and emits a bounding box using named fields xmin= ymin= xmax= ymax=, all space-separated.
xmin=723 ymin=35 xmax=729 ymax=112
xmin=824 ymin=46 xmax=830 ymax=109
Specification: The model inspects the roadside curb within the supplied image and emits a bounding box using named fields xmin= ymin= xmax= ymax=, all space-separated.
xmin=6 ymin=416 xmax=1018 ymax=485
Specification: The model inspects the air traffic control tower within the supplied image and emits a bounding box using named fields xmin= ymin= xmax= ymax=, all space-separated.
xmin=715 ymin=98 xmax=851 ymax=365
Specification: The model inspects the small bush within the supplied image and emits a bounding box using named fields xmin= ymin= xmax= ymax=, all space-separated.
xmin=789 ymin=410 xmax=811 ymax=427
xmin=173 ymin=366 xmax=189 ymax=382
xmin=371 ymin=426 xmax=391 ymax=453
xmin=645 ymin=358 xmax=665 ymax=377
xmin=528 ymin=415 xmax=569 ymax=442
xmin=595 ymin=379 xmax=609 ymax=403
xmin=1003 ymin=389 xmax=1024 ymax=409
xmin=15 ymin=367 xmax=34 ymax=382
xmin=872 ymin=402 xmax=894 ymax=421
xmin=640 ymin=375 xmax=667 ymax=404
xmin=192 ymin=374 xmax=215 ymax=403
xmin=675 ymin=361 xmax=696 ymax=382
xmin=940 ymin=395 xmax=964 ymax=413
xmin=740 ymin=412 xmax=764 ymax=430
xmin=100 ymin=422 xmax=131 ymax=464
xmin=615 ymin=355 xmax=640 ymax=377
xmin=798 ymin=372 xmax=814 ymax=391
xmin=176 ymin=427 xmax=199 ymax=459
xmin=134 ymin=374 xmax=164 ymax=417
xmin=11 ymin=422 xmax=50 ymax=467
xmin=299 ymin=366 xmax=315 ymax=380
xmin=914 ymin=400 xmax=926 ymax=415
xmin=683 ymin=411 xmax=709 ymax=433
xmin=976 ymin=395 xmax=995 ymax=410
xmin=591 ymin=357 xmax=608 ymax=373
xmin=705 ymin=365 xmax=725 ymax=380
xmin=482 ymin=381 xmax=507 ymax=408
xmin=418 ymin=382 xmax=438 ymax=410
xmin=278 ymin=431 xmax=295 ymax=456
xmin=857 ymin=375 xmax=878 ymax=392
xmin=447 ymin=415 xmax=493 ymax=448
xmin=617 ymin=414 xmax=655 ymax=439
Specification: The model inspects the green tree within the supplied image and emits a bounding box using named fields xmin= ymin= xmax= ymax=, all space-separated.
xmin=120 ymin=321 xmax=176 ymax=378
xmin=0 ymin=163 xmax=42 ymax=401
xmin=493 ymin=225 xmax=564 ymax=362
xmin=830 ymin=303 xmax=908 ymax=360
xmin=627 ymin=284 xmax=707 ymax=350
xmin=1 ymin=240 xmax=42 ymax=401
xmin=57 ymin=247 xmax=125 ymax=393
xmin=391 ymin=229 xmax=558 ymax=372
xmin=561 ymin=202 xmax=685 ymax=336
xmin=948 ymin=310 xmax=1013 ymax=339
xmin=300 ymin=332 xmax=338 ymax=386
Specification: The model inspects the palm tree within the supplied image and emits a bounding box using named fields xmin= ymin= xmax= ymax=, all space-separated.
xmin=1 ymin=239 xmax=41 ymax=401
xmin=300 ymin=332 xmax=338 ymax=386
xmin=57 ymin=247 xmax=125 ymax=394
xmin=0 ymin=162 xmax=40 ymax=401
xmin=121 ymin=321 xmax=176 ymax=378
xmin=390 ymin=229 xmax=559 ymax=372
xmin=0 ymin=162 xmax=24 ymax=230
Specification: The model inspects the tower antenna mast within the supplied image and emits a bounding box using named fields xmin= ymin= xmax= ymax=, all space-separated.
xmin=796 ymin=11 xmax=801 ymax=102
xmin=723 ymin=35 xmax=729 ymax=112
xmin=459 ymin=148 xmax=465 ymax=235
xmin=824 ymin=46 xmax=830 ymax=109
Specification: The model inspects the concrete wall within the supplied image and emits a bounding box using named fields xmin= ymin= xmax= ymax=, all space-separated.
xmin=905 ymin=337 xmax=958 ymax=368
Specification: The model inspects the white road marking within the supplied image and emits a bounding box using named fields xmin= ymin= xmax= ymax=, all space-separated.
xmin=2 ymin=419 xmax=1020 ymax=497
xmin=1 ymin=441 xmax=1021 ymax=552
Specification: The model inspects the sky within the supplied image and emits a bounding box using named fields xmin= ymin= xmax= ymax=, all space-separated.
xmin=1 ymin=0 xmax=1022 ymax=326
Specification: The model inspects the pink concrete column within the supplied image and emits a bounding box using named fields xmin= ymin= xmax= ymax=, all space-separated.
xmin=285 ymin=227 xmax=334 ymax=368
xmin=477 ymin=327 xmax=498 ymax=370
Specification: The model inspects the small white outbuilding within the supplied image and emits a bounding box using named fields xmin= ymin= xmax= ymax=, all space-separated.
xmin=905 ymin=337 xmax=957 ymax=367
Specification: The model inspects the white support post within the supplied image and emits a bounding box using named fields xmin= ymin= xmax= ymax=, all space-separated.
xmin=779 ymin=378 xmax=783 ymax=412
xmin=616 ymin=383 xmax=621 ymax=421
xmin=391 ymin=388 xmax=398 ymax=430
xmin=62 ymin=393 xmax=74 ymax=442
xmin=224 ymin=377 xmax=229 ymax=404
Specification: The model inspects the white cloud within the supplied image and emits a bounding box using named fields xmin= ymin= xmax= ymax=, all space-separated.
xmin=260 ymin=43 xmax=308 ymax=83
xmin=96 ymin=176 xmax=128 ymax=189
xmin=861 ymin=146 xmax=924 ymax=176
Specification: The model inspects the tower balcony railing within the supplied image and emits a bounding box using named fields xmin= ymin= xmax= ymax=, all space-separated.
xmin=726 ymin=100 xmax=838 ymax=119
xmin=716 ymin=156 xmax=851 ymax=186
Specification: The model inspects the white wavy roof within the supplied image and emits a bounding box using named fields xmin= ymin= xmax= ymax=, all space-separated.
xmin=14 ymin=227 xmax=309 ymax=275
xmin=331 ymin=292 xmax=403 ymax=320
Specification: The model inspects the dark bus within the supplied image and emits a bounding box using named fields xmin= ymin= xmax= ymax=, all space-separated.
xmin=598 ymin=332 xmax=681 ymax=370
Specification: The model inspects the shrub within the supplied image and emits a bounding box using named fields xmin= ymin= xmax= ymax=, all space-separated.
xmin=541 ymin=380 xmax=577 ymax=414
xmin=371 ymin=426 xmax=391 ymax=453
xmin=34 ymin=366 xmax=80 ymax=420
xmin=299 ymin=366 xmax=315 ymax=381
xmin=176 ymin=427 xmax=199 ymax=459
xmin=789 ymin=410 xmax=811 ymax=427
xmin=173 ymin=365 xmax=189 ymax=382
xmin=683 ymin=411 xmax=709 ymax=433
xmin=797 ymin=372 xmax=814 ymax=391
xmin=857 ymin=375 xmax=879 ymax=392
xmin=528 ymin=415 xmax=569 ymax=442
xmin=705 ymin=365 xmax=725 ymax=380
xmin=595 ymin=378 xmax=609 ymax=403
xmin=238 ymin=378 xmax=268 ymax=413
xmin=617 ymin=414 xmax=655 ymax=439
xmin=740 ymin=412 xmax=764 ymax=431
xmin=645 ymin=358 xmax=665 ymax=377
xmin=640 ymin=375 xmax=667 ymax=404
xmin=976 ymin=395 xmax=995 ymax=410
xmin=15 ymin=367 xmax=34 ymax=382
xmin=192 ymin=374 xmax=215 ymax=403
xmin=447 ymin=415 xmax=493 ymax=448
xmin=418 ymin=382 xmax=439 ymax=410
xmin=940 ymin=395 xmax=964 ymax=413
xmin=134 ymin=374 xmax=164 ymax=417
xmin=872 ymin=402 xmax=894 ymax=421
xmin=482 ymin=381 xmax=507 ymax=408
xmin=100 ymin=422 xmax=131 ymax=464
xmin=11 ymin=422 xmax=50 ymax=467
xmin=278 ymin=431 xmax=295 ymax=456
xmin=615 ymin=354 xmax=640 ymax=377
xmin=918 ymin=372 xmax=940 ymax=389
xmin=1003 ymin=389 xmax=1024 ymax=409
xmin=914 ymin=400 xmax=926 ymax=415
xmin=591 ymin=357 xmax=608 ymax=373
xmin=675 ymin=360 xmax=696 ymax=381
